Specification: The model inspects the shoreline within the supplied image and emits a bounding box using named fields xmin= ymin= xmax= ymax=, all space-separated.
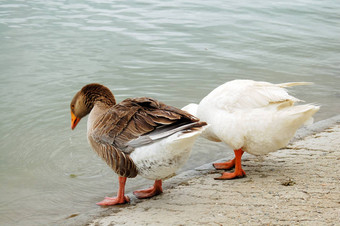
xmin=62 ymin=115 xmax=340 ymax=225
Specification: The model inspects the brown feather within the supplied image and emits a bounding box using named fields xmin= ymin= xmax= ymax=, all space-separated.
xmin=84 ymin=87 xmax=201 ymax=178
xmin=147 ymin=115 xmax=176 ymax=125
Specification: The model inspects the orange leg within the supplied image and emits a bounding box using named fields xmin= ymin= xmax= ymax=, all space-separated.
xmin=213 ymin=158 xmax=236 ymax=170
xmin=133 ymin=179 xmax=163 ymax=199
xmin=214 ymin=148 xmax=246 ymax=180
xmin=96 ymin=176 xmax=130 ymax=206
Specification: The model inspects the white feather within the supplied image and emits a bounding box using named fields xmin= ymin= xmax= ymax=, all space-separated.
xmin=130 ymin=127 xmax=205 ymax=180
xmin=182 ymin=79 xmax=319 ymax=155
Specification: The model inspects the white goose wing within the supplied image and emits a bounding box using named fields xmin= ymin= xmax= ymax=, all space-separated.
xmin=203 ymin=80 xmax=311 ymax=112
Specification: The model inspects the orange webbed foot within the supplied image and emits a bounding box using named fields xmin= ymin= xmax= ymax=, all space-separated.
xmin=213 ymin=158 xmax=235 ymax=170
xmin=133 ymin=187 xmax=162 ymax=199
xmin=97 ymin=176 xmax=129 ymax=206
xmin=214 ymin=169 xmax=246 ymax=180
xmin=214 ymin=148 xmax=245 ymax=180
xmin=133 ymin=180 xmax=163 ymax=199
xmin=96 ymin=195 xmax=130 ymax=206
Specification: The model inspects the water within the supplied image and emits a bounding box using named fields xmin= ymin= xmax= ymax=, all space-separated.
xmin=0 ymin=0 xmax=339 ymax=225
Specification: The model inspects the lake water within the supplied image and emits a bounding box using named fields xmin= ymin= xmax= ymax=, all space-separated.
xmin=0 ymin=0 xmax=339 ymax=225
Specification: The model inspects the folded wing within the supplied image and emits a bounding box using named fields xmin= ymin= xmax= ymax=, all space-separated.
xmin=90 ymin=97 xmax=202 ymax=178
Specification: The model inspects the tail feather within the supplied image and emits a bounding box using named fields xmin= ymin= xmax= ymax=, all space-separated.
xmin=281 ymin=104 xmax=320 ymax=126
xmin=127 ymin=121 xmax=207 ymax=147
xmin=278 ymin=82 xmax=313 ymax=88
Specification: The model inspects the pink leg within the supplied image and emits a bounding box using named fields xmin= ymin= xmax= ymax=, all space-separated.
xmin=214 ymin=148 xmax=246 ymax=180
xmin=96 ymin=176 xmax=130 ymax=206
xmin=133 ymin=180 xmax=163 ymax=199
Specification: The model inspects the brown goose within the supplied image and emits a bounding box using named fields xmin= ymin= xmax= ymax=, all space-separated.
xmin=70 ymin=83 xmax=206 ymax=206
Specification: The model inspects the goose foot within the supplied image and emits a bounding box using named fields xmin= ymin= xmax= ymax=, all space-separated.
xmin=133 ymin=180 xmax=163 ymax=199
xmin=213 ymin=158 xmax=235 ymax=170
xmin=96 ymin=176 xmax=129 ymax=206
xmin=214 ymin=169 xmax=246 ymax=180
xmin=96 ymin=195 xmax=130 ymax=206
xmin=214 ymin=148 xmax=245 ymax=180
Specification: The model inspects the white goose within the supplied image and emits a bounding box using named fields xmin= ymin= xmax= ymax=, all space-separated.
xmin=182 ymin=79 xmax=319 ymax=180
xmin=70 ymin=83 xmax=206 ymax=205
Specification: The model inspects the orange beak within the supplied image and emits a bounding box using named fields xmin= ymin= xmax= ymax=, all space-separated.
xmin=71 ymin=111 xmax=81 ymax=130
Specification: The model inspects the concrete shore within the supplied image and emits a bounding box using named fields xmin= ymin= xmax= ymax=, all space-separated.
xmin=66 ymin=115 xmax=340 ymax=225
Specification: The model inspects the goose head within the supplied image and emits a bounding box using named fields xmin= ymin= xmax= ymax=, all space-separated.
xmin=70 ymin=83 xmax=116 ymax=130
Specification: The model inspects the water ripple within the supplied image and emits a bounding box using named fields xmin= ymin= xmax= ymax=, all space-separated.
xmin=0 ymin=0 xmax=339 ymax=225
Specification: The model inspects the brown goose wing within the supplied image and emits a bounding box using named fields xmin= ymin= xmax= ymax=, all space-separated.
xmin=115 ymin=97 xmax=201 ymax=149
xmin=90 ymin=97 xmax=202 ymax=178
xmin=93 ymin=97 xmax=200 ymax=148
